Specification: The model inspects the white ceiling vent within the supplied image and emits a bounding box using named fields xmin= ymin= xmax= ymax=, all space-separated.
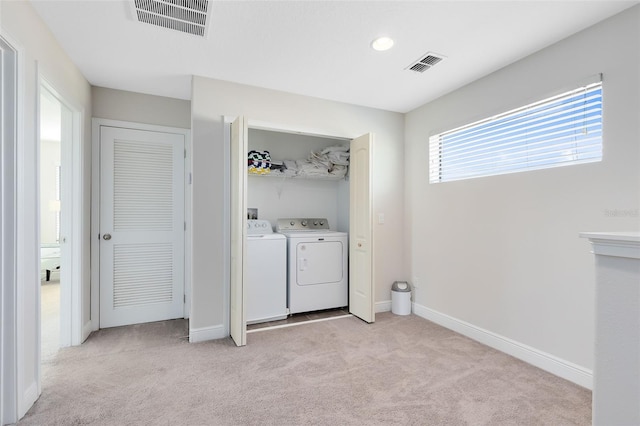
xmin=132 ymin=0 xmax=211 ymax=37
xmin=406 ymin=52 xmax=446 ymax=73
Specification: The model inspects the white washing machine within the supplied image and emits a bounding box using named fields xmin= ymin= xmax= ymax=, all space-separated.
xmin=246 ymin=219 xmax=287 ymax=324
xmin=276 ymin=218 xmax=348 ymax=314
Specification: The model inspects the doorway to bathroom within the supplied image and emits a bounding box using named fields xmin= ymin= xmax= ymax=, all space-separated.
xmin=38 ymin=80 xmax=82 ymax=371
xmin=39 ymin=86 xmax=63 ymax=364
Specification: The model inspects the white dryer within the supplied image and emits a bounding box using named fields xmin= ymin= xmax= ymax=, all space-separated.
xmin=276 ymin=218 xmax=348 ymax=314
xmin=246 ymin=219 xmax=287 ymax=324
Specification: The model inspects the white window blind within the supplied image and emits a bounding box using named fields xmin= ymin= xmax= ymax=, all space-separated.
xmin=429 ymin=80 xmax=603 ymax=183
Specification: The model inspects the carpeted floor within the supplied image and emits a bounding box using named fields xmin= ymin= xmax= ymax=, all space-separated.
xmin=19 ymin=313 xmax=591 ymax=425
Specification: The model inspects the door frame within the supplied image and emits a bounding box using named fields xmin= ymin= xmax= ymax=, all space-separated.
xmin=223 ymin=116 xmax=374 ymax=341
xmin=91 ymin=119 xmax=192 ymax=330
xmin=37 ymin=76 xmax=84 ymax=349
xmin=1 ymin=31 xmax=22 ymax=425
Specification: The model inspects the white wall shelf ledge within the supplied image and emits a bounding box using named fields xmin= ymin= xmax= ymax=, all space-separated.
xmin=580 ymin=231 xmax=640 ymax=258
xmin=580 ymin=231 xmax=640 ymax=426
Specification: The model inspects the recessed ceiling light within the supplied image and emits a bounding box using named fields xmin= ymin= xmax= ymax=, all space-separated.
xmin=371 ymin=36 xmax=394 ymax=51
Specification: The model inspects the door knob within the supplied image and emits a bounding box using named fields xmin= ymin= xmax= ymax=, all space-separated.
xmin=103 ymin=233 xmax=112 ymax=240
xmin=358 ymin=243 xmax=362 ymax=248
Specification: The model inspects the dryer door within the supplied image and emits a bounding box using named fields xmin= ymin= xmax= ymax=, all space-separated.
xmin=296 ymin=241 xmax=344 ymax=286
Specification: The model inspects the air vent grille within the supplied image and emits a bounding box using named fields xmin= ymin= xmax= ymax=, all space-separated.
xmin=133 ymin=0 xmax=210 ymax=37
xmin=409 ymin=63 xmax=429 ymax=73
xmin=420 ymin=55 xmax=443 ymax=66
xmin=406 ymin=52 xmax=446 ymax=73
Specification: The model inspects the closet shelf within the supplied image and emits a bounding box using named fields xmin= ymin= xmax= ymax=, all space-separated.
xmin=247 ymin=148 xmax=350 ymax=181
xmin=248 ymin=172 xmax=347 ymax=181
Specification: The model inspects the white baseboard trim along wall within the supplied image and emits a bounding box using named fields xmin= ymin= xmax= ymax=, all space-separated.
xmin=21 ymin=382 xmax=38 ymax=417
xmin=189 ymin=325 xmax=226 ymax=343
xmin=82 ymin=322 xmax=93 ymax=343
xmin=411 ymin=302 xmax=593 ymax=389
xmin=375 ymin=300 xmax=392 ymax=313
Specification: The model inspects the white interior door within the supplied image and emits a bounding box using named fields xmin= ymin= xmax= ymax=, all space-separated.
xmin=349 ymin=133 xmax=374 ymax=323
xmin=230 ymin=117 xmax=247 ymax=346
xmin=58 ymin=97 xmax=73 ymax=347
xmin=99 ymin=126 xmax=185 ymax=328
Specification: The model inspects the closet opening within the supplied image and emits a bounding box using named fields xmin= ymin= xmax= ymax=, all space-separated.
xmin=228 ymin=116 xmax=374 ymax=346
xmin=245 ymin=128 xmax=351 ymax=332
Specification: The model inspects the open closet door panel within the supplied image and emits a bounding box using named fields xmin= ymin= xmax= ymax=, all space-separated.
xmin=230 ymin=116 xmax=248 ymax=346
xmin=349 ymin=133 xmax=374 ymax=323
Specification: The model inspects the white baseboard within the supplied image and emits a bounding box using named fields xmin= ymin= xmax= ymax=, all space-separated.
xmin=82 ymin=321 xmax=93 ymax=343
xmin=19 ymin=381 xmax=39 ymax=418
xmin=412 ymin=302 xmax=593 ymax=390
xmin=375 ymin=300 xmax=392 ymax=313
xmin=189 ymin=324 xmax=226 ymax=343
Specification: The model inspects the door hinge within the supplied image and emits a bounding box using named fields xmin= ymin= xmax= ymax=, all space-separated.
xmin=184 ymin=148 xmax=187 ymax=159
xmin=184 ymin=294 xmax=186 ymax=303
xmin=188 ymin=172 xmax=192 ymax=184
xmin=184 ymin=221 xmax=187 ymax=231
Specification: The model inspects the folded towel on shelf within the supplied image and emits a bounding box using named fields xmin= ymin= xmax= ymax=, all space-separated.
xmin=261 ymin=145 xmax=349 ymax=179
xmin=329 ymin=165 xmax=348 ymax=178
xmin=321 ymin=145 xmax=349 ymax=153
xmin=300 ymin=145 xmax=349 ymax=178
xmin=269 ymin=159 xmax=297 ymax=177
xmin=282 ymin=160 xmax=298 ymax=176
xmin=296 ymin=160 xmax=330 ymax=177
xmin=308 ymin=152 xmax=332 ymax=169
xmin=320 ymin=145 xmax=351 ymax=166
xmin=308 ymin=145 xmax=350 ymax=168
xmin=326 ymin=151 xmax=350 ymax=166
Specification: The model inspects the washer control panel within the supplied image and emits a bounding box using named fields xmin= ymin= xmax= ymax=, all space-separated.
xmin=247 ymin=219 xmax=273 ymax=235
xmin=276 ymin=218 xmax=330 ymax=232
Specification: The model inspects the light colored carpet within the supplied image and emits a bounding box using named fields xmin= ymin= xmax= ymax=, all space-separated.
xmin=19 ymin=313 xmax=591 ymax=425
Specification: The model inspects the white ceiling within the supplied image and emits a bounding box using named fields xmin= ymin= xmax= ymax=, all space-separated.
xmin=30 ymin=0 xmax=637 ymax=113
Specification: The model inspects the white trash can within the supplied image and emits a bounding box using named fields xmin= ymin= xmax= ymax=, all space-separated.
xmin=391 ymin=281 xmax=412 ymax=315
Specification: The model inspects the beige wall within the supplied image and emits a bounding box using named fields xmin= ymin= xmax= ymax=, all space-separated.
xmin=92 ymin=86 xmax=191 ymax=129
xmin=404 ymin=5 xmax=640 ymax=373
xmin=1 ymin=0 xmax=92 ymax=418
xmin=190 ymin=77 xmax=405 ymax=332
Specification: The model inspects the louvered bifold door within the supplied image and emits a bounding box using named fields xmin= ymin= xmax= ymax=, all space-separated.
xmin=100 ymin=126 xmax=185 ymax=328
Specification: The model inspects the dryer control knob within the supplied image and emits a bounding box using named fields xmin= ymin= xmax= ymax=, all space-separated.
xmin=290 ymin=221 xmax=295 ymax=226
xmin=301 ymin=220 xmax=307 ymax=226
xmin=320 ymin=221 xmax=325 ymax=226
xmin=313 ymin=221 xmax=319 ymax=226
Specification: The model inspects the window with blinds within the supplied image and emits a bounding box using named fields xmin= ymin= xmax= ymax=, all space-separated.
xmin=429 ymin=80 xmax=603 ymax=183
